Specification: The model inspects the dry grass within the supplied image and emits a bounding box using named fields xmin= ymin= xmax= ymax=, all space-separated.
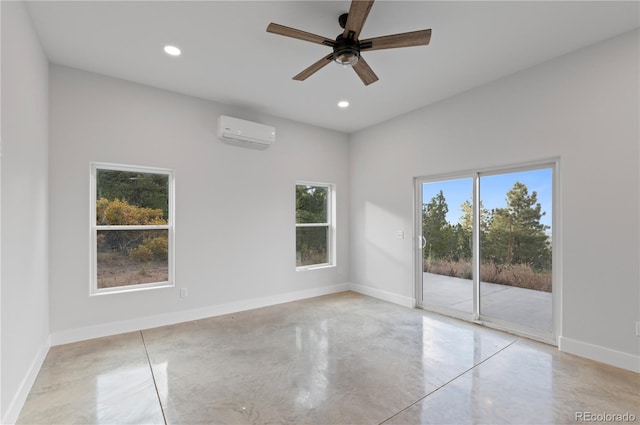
xmin=296 ymin=250 xmax=328 ymax=267
xmin=425 ymin=259 xmax=551 ymax=292
xmin=97 ymin=252 xmax=168 ymax=288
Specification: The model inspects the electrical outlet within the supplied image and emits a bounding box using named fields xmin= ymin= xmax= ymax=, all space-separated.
xmin=180 ymin=288 xmax=188 ymax=298
xmin=636 ymin=321 xmax=640 ymax=337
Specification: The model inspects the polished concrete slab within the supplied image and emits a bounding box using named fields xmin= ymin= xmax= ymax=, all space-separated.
xmin=17 ymin=292 xmax=638 ymax=424
xmin=423 ymin=272 xmax=553 ymax=332
xmin=385 ymin=338 xmax=640 ymax=425
xmin=16 ymin=332 xmax=164 ymax=425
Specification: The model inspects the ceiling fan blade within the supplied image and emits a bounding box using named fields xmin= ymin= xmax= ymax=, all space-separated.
xmin=360 ymin=29 xmax=431 ymax=51
xmin=267 ymin=23 xmax=335 ymax=47
xmin=293 ymin=54 xmax=334 ymax=81
xmin=343 ymin=0 xmax=374 ymax=40
xmin=352 ymin=57 xmax=378 ymax=86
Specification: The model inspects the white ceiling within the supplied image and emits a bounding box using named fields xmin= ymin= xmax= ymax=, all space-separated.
xmin=26 ymin=1 xmax=639 ymax=133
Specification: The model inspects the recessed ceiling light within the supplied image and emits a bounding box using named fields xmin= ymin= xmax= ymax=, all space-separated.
xmin=338 ymin=100 xmax=349 ymax=108
xmin=163 ymin=45 xmax=181 ymax=57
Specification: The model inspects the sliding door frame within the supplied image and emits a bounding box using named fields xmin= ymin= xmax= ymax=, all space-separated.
xmin=414 ymin=171 xmax=476 ymax=322
xmin=414 ymin=158 xmax=561 ymax=345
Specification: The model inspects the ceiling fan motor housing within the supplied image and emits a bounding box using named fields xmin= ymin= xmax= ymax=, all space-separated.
xmin=333 ymin=34 xmax=360 ymax=66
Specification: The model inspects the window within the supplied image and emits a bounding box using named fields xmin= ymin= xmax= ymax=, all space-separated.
xmin=90 ymin=163 xmax=174 ymax=294
xmin=296 ymin=183 xmax=335 ymax=269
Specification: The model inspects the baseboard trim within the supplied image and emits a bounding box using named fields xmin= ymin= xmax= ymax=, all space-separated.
xmin=2 ymin=335 xmax=51 ymax=425
xmin=559 ymin=336 xmax=640 ymax=373
xmin=50 ymin=283 xmax=350 ymax=346
xmin=348 ymin=283 xmax=415 ymax=309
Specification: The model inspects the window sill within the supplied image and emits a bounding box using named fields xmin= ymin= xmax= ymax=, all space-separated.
xmin=90 ymin=281 xmax=174 ymax=296
xmin=296 ymin=263 xmax=335 ymax=272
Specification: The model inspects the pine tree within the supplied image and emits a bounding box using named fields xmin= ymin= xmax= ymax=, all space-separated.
xmin=483 ymin=182 xmax=550 ymax=269
xmin=456 ymin=199 xmax=489 ymax=260
xmin=423 ymin=191 xmax=451 ymax=260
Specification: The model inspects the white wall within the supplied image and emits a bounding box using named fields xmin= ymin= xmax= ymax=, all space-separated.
xmin=349 ymin=30 xmax=640 ymax=371
xmin=49 ymin=66 xmax=350 ymax=342
xmin=1 ymin=2 xmax=51 ymax=422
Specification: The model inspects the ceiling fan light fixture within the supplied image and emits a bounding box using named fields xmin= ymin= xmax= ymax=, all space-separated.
xmin=334 ymin=50 xmax=359 ymax=66
xmin=333 ymin=36 xmax=360 ymax=67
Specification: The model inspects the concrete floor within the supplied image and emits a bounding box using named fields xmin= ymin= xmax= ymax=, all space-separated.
xmin=17 ymin=292 xmax=637 ymax=425
xmin=423 ymin=272 xmax=553 ymax=332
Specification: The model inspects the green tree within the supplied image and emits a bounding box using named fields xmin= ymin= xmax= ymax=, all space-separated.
xmin=423 ymin=191 xmax=453 ymax=260
xmin=459 ymin=199 xmax=490 ymax=234
xmin=97 ymin=170 xmax=169 ymax=219
xmin=483 ymin=182 xmax=550 ymax=269
xmin=296 ymin=185 xmax=327 ymax=223
xmin=455 ymin=199 xmax=490 ymax=260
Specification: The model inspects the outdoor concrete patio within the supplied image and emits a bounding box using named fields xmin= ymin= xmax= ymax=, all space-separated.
xmin=423 ymin=273 xmax=552 ymax=332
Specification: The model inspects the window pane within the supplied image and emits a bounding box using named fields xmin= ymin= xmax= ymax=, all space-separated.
xmin=97 ymin=229 xmax=168 ymax=288
xmin=296 ymin=226 xmax=328 ymax=267
xmin=96 ymin=169 xmax=169 ymax=225
xmin=296 ymin=185 xmax=328 ymax=224
xmin=480 ymin=168 xmax=552 ymax=332
xmin=421 ymin=178 xmax=474 ymax=314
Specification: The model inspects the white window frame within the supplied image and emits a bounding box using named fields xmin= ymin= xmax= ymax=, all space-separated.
xmin=90 ymin=162 xmax=175 ymax=295
xmin=295 ymin=181 xmax=336 ymax=270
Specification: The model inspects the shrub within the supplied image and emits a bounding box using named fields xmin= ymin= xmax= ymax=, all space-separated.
xmin=96 ymin=198 xmax=166 ymax=225
xmin=128 ymin=237 xmax=167 ymax=262
xmin=144 ymin=237 xmax=168 ymax=260
xmin=424 ymin=258 xmax=551 ymax=292
xmin=129 ymin=245 xmax=153 ymax=262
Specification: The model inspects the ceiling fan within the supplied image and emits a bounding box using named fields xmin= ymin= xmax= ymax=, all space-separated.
xmin=266 ymin=0 xmax=431 ymax=86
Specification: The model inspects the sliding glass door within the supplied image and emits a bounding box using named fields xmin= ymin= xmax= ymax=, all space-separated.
xmin=479 ymin=168 xmax=553 ymax=332
xmin=416 ymin=163 xmax=555 ymax=338
xmin=420 ymin=177 xmax=474 ymax=315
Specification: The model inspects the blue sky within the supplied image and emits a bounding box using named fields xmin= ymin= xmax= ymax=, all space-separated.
xmin=422 ymin=168 xmax=552 ymax=229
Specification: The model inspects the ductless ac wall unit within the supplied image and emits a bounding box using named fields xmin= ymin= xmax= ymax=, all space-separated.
xmin=217 ymin=115 xmax=276 ymax=150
